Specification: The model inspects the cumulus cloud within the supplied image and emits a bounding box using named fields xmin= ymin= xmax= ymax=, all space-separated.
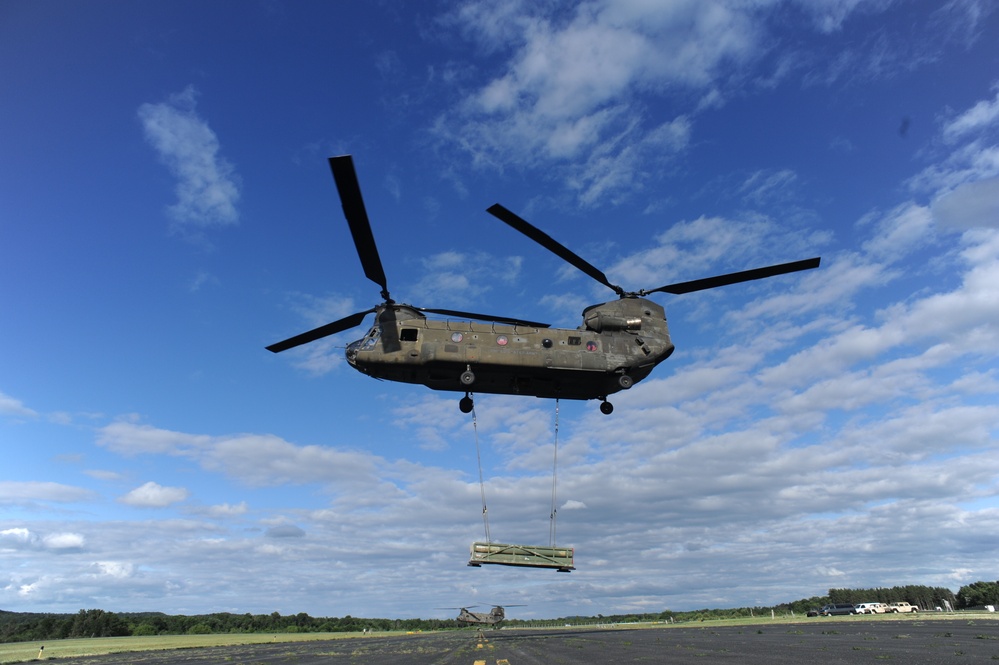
xmin=0 ymin=527 xmax=37 ymax=550
xmin=1 ymin=529 xmax=86 ymax=552
xmin=433 ymin=0 xmax=761 ymax=202
xmin=138 ymin=85 xmax=241 ymax=234
xmin=118 ymin=481 xmax=189 ymax=508
xmin=430 ymin=0 xmax=977 ymax=205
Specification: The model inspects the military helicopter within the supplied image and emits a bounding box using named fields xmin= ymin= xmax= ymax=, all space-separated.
xmin=442 ymin=605 xmax=524 ymax=628
xmin=267 ymin=155 xmax=820 ymax=414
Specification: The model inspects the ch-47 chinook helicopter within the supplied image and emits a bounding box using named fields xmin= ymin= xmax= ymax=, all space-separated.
xmin=267 ymin=155 xmax=820 ymax=415
xmin=442 ymin=605 xmax=524 ymax=628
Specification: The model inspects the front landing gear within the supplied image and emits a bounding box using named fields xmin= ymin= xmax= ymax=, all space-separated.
xmin=599 ymin=398 xmax=614 ymax=415
xmin=459 ymin=393 xmax=474 ymax=413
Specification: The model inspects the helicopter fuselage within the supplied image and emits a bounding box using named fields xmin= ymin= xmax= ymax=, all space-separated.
xmin=345 ymin=297 xmax=675 ymax=402
xmin=456 ymin=606 xmax=506 ymax=626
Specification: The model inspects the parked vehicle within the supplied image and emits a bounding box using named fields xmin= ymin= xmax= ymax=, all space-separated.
xmin=819 ymin=603 xmax=857 ymax=616
xmin=888 ymin=602 xmax=918 ymax=613
xmin=855 ymin=602 xmax=888 ymax=614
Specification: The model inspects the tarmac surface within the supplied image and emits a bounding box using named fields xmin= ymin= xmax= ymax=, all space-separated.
xmin=40 ymin=619 xmax=999 ymax=664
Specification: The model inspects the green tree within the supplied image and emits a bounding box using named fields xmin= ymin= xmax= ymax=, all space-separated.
xmin=957 ymin=581 xmax=999 ymax=608
xmin=68 ymin=609 xmax=130 ymax=638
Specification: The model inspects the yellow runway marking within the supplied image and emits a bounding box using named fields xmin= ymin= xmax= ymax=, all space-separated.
xmin=473 ymin=661 xmax=486 ymax=665
xmin=497 ymin=660 xmax=510 ymax=665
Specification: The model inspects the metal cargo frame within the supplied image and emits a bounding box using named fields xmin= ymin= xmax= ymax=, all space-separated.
xmin=467 ymin=542 xmax=574 ymax=572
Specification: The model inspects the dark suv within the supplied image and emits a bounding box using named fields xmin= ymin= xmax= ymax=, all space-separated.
xmin=819 ymin=603 xmax=857 ymax=616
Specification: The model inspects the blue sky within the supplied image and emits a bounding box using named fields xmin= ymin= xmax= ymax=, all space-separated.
xmin=2 ymin=0 xmax=998 ymax=619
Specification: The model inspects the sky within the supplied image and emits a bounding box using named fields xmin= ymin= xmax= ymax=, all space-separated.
xmin=1 ymin=0 xmax=998 ymax=620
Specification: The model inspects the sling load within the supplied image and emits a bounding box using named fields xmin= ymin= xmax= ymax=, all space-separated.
xmin=466 ymin=398 xmax=575 ymax=572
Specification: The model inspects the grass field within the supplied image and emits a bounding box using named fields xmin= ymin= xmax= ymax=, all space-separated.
xmin=1 ymin=612 xmax=995 ymax=663
xmin=0 ymin=630 xmax=398 ymax=664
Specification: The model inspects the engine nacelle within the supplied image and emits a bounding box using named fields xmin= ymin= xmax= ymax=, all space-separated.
xmin=583 ymin=313 xmax=642 ymax=332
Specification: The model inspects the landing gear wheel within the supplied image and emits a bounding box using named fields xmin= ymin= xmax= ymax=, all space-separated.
xmin=618 ymin=374 xmax=633 ymax=389
xmin=600 ymin=400 xmax=614 ymax=415
xmin=459 ymin=395 xmax=474 ymax=413
xmin=460 ymin=369 xmax=475 ymax=386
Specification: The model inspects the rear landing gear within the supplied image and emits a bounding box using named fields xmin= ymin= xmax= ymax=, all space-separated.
xmin=459 ymin=393 xmax=474 ymax=413
xmin=599 ymin=398 xmax=614 ymax=415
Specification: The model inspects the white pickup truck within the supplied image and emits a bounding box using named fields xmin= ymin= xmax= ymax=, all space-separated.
xmin=888 ymin=602 xmax=918 ymax=613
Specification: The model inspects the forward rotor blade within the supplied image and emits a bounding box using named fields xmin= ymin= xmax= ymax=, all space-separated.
xmin=646 ymin=257 xmax=821 ymax=296
xmin=266 ymin=309 xmax=375 ymax=353
xmin=419 ymin=307 xmax=550 ymax=329
xmin=329 ymin=155 xmax=389 ymax=298
xmin=487 ymin=204 xmax=624 ymax=296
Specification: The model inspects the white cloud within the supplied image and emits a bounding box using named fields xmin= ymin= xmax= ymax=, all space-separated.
xmin=0 ymin=527 xmax=37 ymax=550
xmin=791 ymin=0 xmax=882 ymax=33
xmin=119 ymin=481 xmax=189 ymax=508
xmin=434 ymin=0 xmax=764 ymax=202
xmin=861 ymin=203 xmax=936 ymax=260
xmin=931 ymin=177 xmax=999 ymax=230
xmin=98 ymin=420 xmax=384 ymax=489
xmin=138 ymin=85 xmax=241 ymax=232
xmin=1 ymin=529 xmax=86 ymax=552
xmin=0 ymin=481 xmax=95 ymax=505
xmin=739 ymin=169 xmax=799 ymax=205
xmin=207 ymin=501 xmax=249 ymax=517
xmin=98 ymin=418 xmax=212 ymax=456
xmin=0 ymin=391 xmax=37 ymax=418
xmin=93 ymin=561 xmax=135 ymax=579
xmin=43 ymin=532 xmax=86 ymax=550
xmin=943 ymin=85 xmax=999 ymax=142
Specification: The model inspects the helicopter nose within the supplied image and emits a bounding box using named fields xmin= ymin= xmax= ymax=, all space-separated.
xmin=345 ymin=339 xmax=362 ymax=365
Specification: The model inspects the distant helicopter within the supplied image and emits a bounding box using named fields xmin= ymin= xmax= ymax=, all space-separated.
xmin=443 ymin=605 xmax=524 ymax=628
xmin=267 ymin=155 xmax=820 ymax=414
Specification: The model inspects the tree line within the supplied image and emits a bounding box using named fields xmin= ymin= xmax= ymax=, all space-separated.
xmin=3 ymin=580 xmax=997 ymax=643
xmin=0 ymin=609 xmax=457 ymax=643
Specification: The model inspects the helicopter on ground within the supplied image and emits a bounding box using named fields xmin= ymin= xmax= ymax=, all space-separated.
xmin=267 ymin=155 xmax=820 ymax=414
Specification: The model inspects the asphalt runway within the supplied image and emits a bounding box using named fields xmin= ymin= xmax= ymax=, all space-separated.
xmin=42 ymin=619 xmax=999 ymax=664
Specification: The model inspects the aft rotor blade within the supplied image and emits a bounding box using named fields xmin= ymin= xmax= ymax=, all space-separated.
xmin=419 ymin=307 xmax=550 ymax=329
xmin=646 ymin=257 xmax=821 ymax=296
xmin=487 ymin=204 xmax=624 ymax=296
xmin=329 ymin=155 xmax=389 ymax=298
xmin=266 ymin=308 xmax=374 ymax=353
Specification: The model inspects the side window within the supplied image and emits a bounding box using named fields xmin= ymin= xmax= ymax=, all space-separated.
xmin=400 ymin=328 xmax=419 ymax=342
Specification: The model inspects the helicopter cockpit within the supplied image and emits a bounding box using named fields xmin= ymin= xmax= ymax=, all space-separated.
xmin=345 ymin=327 xmax=380 ymax=365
